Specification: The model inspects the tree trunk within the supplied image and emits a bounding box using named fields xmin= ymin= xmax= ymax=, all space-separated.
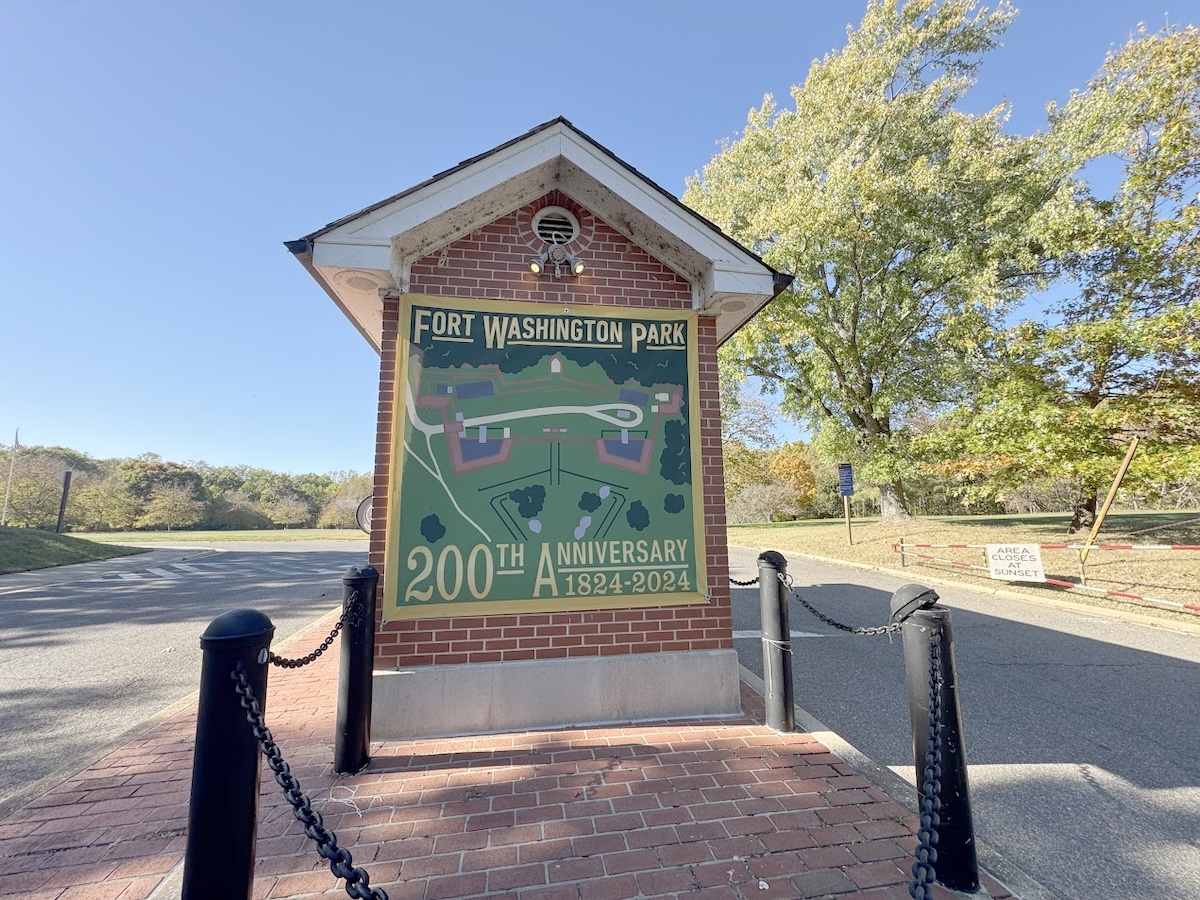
xmin=1067 ymin=494 xmax=1097 ymax=534
xmin=879 ymin=481 xmax=912 ymax=523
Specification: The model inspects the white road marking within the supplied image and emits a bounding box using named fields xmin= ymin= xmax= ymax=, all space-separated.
xmin=731 ymin=629 xmax=827 ymax=639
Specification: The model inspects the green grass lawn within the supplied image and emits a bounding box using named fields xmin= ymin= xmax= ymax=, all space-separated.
xmin=76 ymin=528 xmax=367 ymax=543
xmin=0 ymin=527 xmax=365 ymax=576
xmin=729 ymin=509 xmax=1200 ymax=621
xmin=0 ymin=527 xmax=147 ymax=575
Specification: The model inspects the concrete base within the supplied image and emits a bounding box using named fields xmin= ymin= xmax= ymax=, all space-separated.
xmin=372 ymin=649 xmax=742 ymax=739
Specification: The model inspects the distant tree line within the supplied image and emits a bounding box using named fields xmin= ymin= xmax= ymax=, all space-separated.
xmin=719 ymin=372 xmax=1199 ymax=526
xmin=0 ymin=445 xmax=371 ymax=532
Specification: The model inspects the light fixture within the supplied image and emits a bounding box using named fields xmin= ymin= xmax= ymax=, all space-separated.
xmin=529 ymin=243 xmax=584 ymax=278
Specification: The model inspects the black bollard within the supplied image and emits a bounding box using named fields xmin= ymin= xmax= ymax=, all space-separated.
xmin=182 ymin=609 xmax=275 ymax=900
xmin=334 ymin=565 xmax=379 ymax=775
xmin=757 ymin=551 xmax=795 ymax=733
xmin=890 ymin=584 xmax=979 ymax=894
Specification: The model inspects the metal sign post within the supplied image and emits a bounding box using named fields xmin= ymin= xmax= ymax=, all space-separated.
xmin=837 ymin=462 xmax=854 ymax=546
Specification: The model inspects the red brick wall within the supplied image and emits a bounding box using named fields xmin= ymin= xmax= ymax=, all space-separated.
xmin=369 ymin=192 xmax=732 ymax=668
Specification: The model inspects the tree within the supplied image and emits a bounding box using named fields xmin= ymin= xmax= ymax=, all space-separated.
xmin=206 ymin=490 xmax=273 ymax=529
xmin=684 ymin=0 xmax=1063 ymax=521
xmin=264 ymin=494 xmax=313 ymax=529
xmin=317 ymin=472 xmax=373 ymax=528
xmin=2 ymin=453 xmax=66 ymax=528
xmin=0 ymin=446 xmax=99 ymax=528
xmin=70 ymin=475 xmax=142 ymax=531
xmin=726 ymin=482 xmax=805 ymax=525
xmin=768 ymin=442 xmax=817 ymax=508
xmin=138 ymin=483 xmax=206 ymax=531
xmin=719 ymin=368 xmax=782 ymax=503
xmin=719 ymin=370 xmax=780 ymax=449
xmin=119 ymin=455 xmax=206 ymax=503
xmin=1040 ymin=23 xmax=1200 ymax=530
xmin=921 ymin=23 xmax=1200 ymax=530
xmin=721 ymin=441 xmax=775 ymax=503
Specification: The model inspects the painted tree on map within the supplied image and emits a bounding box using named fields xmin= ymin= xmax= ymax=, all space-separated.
xmin=659 ymin=421 xmax=691 ymax=485
xmin=508 ymin=484 xmax=547 ymax=518
xmin=626 ymin=501 xmax=650 ymax=531
xmin=420 ymin=514 xmax=446 ymax=543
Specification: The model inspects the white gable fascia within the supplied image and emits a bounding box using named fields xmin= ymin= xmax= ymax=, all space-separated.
xmin=309 ymin=122 xmax=765 ymax=282
xmin=554 ymin=137 xmax=758 ymax=272
xmin=320 ymin=131 xmax=565 ymax=245
xmin=705 ymin=264 xmax=779 ymax=302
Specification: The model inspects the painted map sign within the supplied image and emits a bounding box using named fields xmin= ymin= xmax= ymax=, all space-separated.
xmin=985 ymin=544 xmax=1046 ymax=583
xmin=383 ymin=295 xmax=706 ymax=619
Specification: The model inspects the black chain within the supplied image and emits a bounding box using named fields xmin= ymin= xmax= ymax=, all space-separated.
xmin=729 ymin=575 xmax=760 ymax=586
xmin=910 ymin=633 xmax=944 ymax=899
xmin=232 ymin=663 xmax=388 ymax=900
xmin=269 ymin=593 xmax=362 ymax=668
xmin=779 ymin=574 xmax=902 ymax=636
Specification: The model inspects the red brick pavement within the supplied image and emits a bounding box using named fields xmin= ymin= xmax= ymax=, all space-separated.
xmin=0 ymin=610 xmax=1020 ymax=899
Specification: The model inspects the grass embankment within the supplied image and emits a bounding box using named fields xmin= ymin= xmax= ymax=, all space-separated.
xmin=729 ymin=510 xmax=1200 ymax=621
xmin=0 ymin=527 xmax=147 ymax=575
xmin=78 ymin=528 xmax=367 ymax=543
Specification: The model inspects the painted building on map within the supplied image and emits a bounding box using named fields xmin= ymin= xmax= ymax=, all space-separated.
xmin=287 ymin=118 xmax=790 ymax=737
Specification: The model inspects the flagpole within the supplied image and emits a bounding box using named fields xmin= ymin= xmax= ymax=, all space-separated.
xmin=1 ymin=428 xmax=17 ymax=527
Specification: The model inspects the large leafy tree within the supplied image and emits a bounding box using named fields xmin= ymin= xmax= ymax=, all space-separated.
xmin=684 ymin=0 xmax=1063 ymax=521
xmin=138 ymin=483 xmax=206 ymax=531
xmin=2 ymin=446 xmax=102 ymax=528
xmin=922 ymin=24 xmax=1200 ymax=529
xmin=69 ymin=474 xmax=142 ymax=531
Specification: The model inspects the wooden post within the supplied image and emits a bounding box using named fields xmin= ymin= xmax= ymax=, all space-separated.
xmin=844 ymin=495 xmax=853 ymax=546
xmin=1080 ymin=436 xmax=1140 ymax=567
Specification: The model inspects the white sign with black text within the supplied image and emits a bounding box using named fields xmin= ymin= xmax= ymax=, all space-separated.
xmin=985 ymin=543 xmax=1046 ymax=583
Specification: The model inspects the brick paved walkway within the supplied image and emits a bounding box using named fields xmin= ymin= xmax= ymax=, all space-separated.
xmin=0 ymin=609 xmax=1022 ymax=899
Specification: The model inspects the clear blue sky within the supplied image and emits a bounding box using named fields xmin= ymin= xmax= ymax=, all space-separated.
xmin=0 ymin=1 xmax=1187 ymax=474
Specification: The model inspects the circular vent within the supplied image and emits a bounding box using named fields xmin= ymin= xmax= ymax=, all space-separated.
xmin=532 ymin=207 xmax=579 ymax=245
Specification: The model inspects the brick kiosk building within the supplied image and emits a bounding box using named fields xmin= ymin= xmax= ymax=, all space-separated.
xmin=287 ymin=118 xmax=789 ymax=738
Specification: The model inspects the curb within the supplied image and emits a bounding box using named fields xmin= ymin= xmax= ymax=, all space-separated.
xmin=732 ymin=544 xmax=1200 ymax=638
xmin=0 ymin=602 xmax=342 ymax=821
xmin=737 ymin=665 xmax=1059 ymax=900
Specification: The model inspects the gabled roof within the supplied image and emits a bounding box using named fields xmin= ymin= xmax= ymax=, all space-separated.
xmin=286 ymin=117 xmax=790 ymax=350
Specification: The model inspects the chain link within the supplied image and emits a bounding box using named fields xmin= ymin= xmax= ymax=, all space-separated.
xmin=910 ymin=632 xmax=944 ymax=899
xmin=778 ymin=573 xmax=902 ymax=636
xmin=232 ymin=663 xmax=388 ymax=900
xmin=729 ymin=575 xmax=760 ymax=586
xmin=269 ymin=592 xmax=363 ymax=668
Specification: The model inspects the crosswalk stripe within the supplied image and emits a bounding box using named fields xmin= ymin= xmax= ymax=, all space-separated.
xmin=147 ymin=567 xmax=181 ymax=578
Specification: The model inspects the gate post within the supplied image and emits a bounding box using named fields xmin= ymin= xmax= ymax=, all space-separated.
xmin=757 ymin=550 xmax=794 ymax=733
xmin=182 ymin=609 xmax=275 ymax=900
xmin=335 ymin=564 xmax=379 ymax=774
xmin=890 ymin=584 xmax=979 ymax=894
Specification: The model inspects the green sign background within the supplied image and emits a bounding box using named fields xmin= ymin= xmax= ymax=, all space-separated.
xmin=384 ymin=295 xmax=706 ymax=619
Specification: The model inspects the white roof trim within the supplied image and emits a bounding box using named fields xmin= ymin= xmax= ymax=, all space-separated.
xmin=290 ymin=119 xmax=788 ymax=351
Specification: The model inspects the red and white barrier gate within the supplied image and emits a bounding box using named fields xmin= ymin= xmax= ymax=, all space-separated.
xmin=892 ymin=540 xmax=1200 ymax=615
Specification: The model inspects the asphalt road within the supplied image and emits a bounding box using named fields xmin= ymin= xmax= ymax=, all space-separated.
xmin=727 ymin=544 xmax=1200 ymax=900
xmin=0 ymin=540 xmax=369 ymax=812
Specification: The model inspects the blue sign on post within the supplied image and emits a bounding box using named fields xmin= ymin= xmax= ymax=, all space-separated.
xmin=837 ymin=463 xmax=854 ymax=497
